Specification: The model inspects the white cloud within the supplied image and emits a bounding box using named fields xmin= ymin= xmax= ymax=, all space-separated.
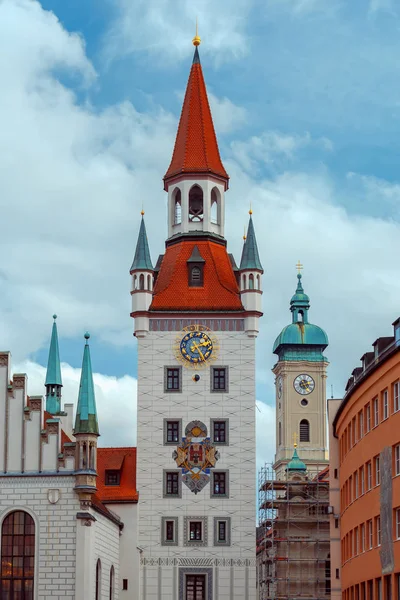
xmin=1 ymin=0 xmax=400 ymax=472
xmin=208 ymin=93 xmax=248 ymax=135
xmin=103 ymin=0 xmax=252 ymax=64
xmin=13 ymin=360 xmax=137 ymax=447
xmin=230 ymin=131 xmax=332 ymax=173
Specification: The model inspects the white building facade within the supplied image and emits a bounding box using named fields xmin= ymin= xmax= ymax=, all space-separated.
xmin=131 ymin=39 xmax=262 ymax=600
xmin=0 ymin=325 xmax=139 ymax=599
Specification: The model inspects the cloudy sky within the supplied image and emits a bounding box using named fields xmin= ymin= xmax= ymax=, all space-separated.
xmin=2 ymin=0 xmax=400 ymax=468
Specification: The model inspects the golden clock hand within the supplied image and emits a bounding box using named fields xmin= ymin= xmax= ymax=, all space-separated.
xmin=191 ymin=341 xmax=205 ymax=361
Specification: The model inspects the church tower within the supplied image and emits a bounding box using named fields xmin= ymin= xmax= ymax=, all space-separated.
xmin=272 ymin=268 xmax=329 ymax=479
xmin=131 ymin=33 xmax=261 ymax=600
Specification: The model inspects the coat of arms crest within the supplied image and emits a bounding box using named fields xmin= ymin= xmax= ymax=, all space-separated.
xmin=172 ymin=420 xmax=219 ymax=494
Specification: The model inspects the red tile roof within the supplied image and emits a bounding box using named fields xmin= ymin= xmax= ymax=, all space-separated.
xmin=150 ymin=240 xmax=243 ymax=312
xmin=97 ymin=447 xmax=138 ymax=503
xmin=164 ymin=49 xmax=229 ymax=189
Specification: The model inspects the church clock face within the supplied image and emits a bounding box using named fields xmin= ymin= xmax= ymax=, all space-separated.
xmin=294 ymin=374 xmax=315 ymax=395
xmin=174 ymin=325 xmax=218 ymax=369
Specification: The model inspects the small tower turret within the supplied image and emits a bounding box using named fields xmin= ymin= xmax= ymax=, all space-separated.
xmin=74 ymin=333 xmax=99 ymax=501
xmin=130 ymin=212 xmax=154 ymax=338
xmin=239 ymin=211 xmax=263 ymax=336
xmin=45 ymin=314 xmax=62 ymax=414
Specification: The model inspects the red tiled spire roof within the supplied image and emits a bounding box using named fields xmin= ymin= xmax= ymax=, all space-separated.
xmin=150 ymin=240 xmax=243 ymax=312
xmin=164 ymin=47 xmax=229 ymax=190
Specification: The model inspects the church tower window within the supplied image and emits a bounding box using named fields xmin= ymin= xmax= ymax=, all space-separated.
xmin=211 ymin=187 xmax=219 ymax=224
xmin=1 ymin=511 xmax=35 ymax=599
xmin=188 ymin=185 xmax=203 ymax=222
xmin=173 ymin=188 xmax=182 ymax=224
xmin=299 ymin=419 xmax=310 ymax=442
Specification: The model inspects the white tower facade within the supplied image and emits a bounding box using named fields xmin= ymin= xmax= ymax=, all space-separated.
xmin=131 ymin=42 xmax=262 ymax=600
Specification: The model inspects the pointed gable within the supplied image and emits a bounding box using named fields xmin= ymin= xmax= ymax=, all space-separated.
xmin=164 ymin=47 xmax=229 ymax=189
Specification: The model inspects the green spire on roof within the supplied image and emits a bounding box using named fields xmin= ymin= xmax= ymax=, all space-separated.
xmin=74 ymin=333 xmax=99 ymax=435
xmin=45 ymin=315 xmax=62 ymax=387
xmin=45 ymin=315 xmax=62 ymax=414
xmin=287 ymin=446 xmax=307 ymax=473
xmin=240 ymin=215 xmax=263 ymax=271
xmin=130 ymin=215 xmax=153 ymax=271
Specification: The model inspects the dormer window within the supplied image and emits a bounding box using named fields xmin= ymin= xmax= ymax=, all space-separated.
xmin=190 ymin=265 xmax=203 ymax=286
xmin=187 ymin=245 xmax=205 ymax=287
xmin=105 ymin=470 xmax=120 ymax=486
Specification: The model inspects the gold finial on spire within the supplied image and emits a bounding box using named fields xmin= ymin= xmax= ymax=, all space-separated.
xmin=249 ymin=201 xmax=253 ymax=216
xmin=141 ymin=209 xmax=145 ymax=216
xmin=293 ymin=432 xmax=298 ymax=448
xmin=296 ymin=260 xmax=303 ymax=274
xmin=243 ymin=226 xmax=247 ymax=241
xmin=193 ymin=17 xmax=201 ymax=46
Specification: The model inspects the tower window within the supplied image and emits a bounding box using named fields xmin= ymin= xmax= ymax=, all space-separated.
xmin=211 ymin=187 xmax=220 ymax=224
xmin=164 ymin=419 xmax=181 ymax=444
xmin=211 ymin=420 xmax=228 ymax=444
xmin=211 ymin=367 xmax=228 ymax=392
xmin=189 ymin=521 xmax=202 ymax=541
xmin=249 ymin=274 xmax=254 ymax=289
xmin=211 ymin=471 xmax=229 ymax=497
xmin=173 ymin=188 xmax=182 ymax=225
xmin=299 ymin=419 xmax=310 ymax=442
xmin=164 ymin=367 xmax=182 ymax=392
xmin=278 ymin=422 xmax=282 ymax=445
xmin=161 ymin=517 xmax=178 ymax=545
xmin=164 ymin=471 xmax=181 ymax=497
xmin=189 ymin=185 xmax=203 ymax=222
xmin=189 ymin=265 xmax=204 ymax=286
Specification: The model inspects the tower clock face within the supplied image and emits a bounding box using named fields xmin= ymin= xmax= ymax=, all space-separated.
xmin=277 ymin=376 xmax=283 ymax=399
xmin=294 ymin=374 xmax=315 ymax=395
xmin=174 ymin=325 xmax=218 ymax=369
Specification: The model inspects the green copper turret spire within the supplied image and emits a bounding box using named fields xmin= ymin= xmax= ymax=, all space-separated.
xmin=130 ymin=214 xmax=153 ymax=271
xmin=45 ymin=315 xmax=62 ymax=414
xmin=74 ymin=333 xmax=99 ymax=435
xmin=287 ymin=446 xmax=307 ymax=473
xmin=290 ymin=273 xmax=310 ymax=324
xmin=240 ymin=214 xmax=263 ymax=271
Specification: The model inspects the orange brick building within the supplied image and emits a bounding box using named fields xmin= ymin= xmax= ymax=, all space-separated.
xmin=329 ymin=318 xmax=400 ymax=600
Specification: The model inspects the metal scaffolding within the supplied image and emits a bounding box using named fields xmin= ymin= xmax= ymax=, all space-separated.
xmin=257 ymin=463 xmax=331 ymax=600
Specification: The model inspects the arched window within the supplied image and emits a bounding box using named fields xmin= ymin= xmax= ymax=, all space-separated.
xmin=189 ymin=185 xmax=203 ymax=222
xmin=109 ymin=565 xmax=114 ymax=600
xmin=189 ymin=266 xmax=203 ymax=287
xmin=242 ymin=274 xmax=246 ymax=289
xmin=249 ymin=274 xmax=254 ymax=290
xmin=139 ymin=274 xmax=144 ymax=290
xmin=133 ymin=275 xmax=138 ymax=290
xmin=211 ymin=187 xmax=219 ymax=224
xmin=278 ymin=422 xmax=282 ymax=446
xmin=256 ymin=274 xmax=260 ymax=290
xmin=147 ymin=274 xmax=151 ymax=291
xmin=299 ymin=419 xmax=310 ymax=442
xmin=1 ymin=511 xmax=35 ymax=598
xmin=298 ymin=311 xmax=303 ymax=322
xmin=96 ymin=559 xmax=101 ymax=600
xmin=173 ymin=188 xmax=182 ymax=225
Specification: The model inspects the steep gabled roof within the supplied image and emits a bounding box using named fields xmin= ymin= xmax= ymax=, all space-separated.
xmin=164 ymin=46 xmax=229 ymax=189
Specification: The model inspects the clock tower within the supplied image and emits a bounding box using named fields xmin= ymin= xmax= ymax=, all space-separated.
xmin=130 ymin=35 xmax=261 ymax=600
xmin=272 ymin=269 xmax=329 ymax=479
